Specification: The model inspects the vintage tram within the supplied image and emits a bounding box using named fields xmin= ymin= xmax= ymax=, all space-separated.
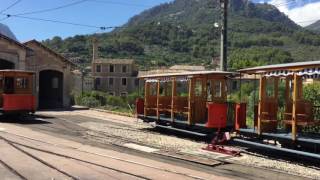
xmin=136 ymin=70 xmax=246 ymax=135
xmin=0 ymin=70 xmax=36 ymax=115
xmin=237 ymin=61 xmax=320 ymax=155
xmin=137 ymin=62 xmax=320 ymax=159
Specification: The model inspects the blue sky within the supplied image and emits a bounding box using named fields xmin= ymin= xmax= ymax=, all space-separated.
xmin=0 ymin=0 xmax=174 ymax=41
xmin=1 ymin=0 xmax=320 ymax=42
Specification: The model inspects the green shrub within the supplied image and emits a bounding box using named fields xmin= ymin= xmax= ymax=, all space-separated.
xmin=74 ymin=90 xmax=141 ymax=114
xmin=106 ymin=95 xmax=127 ymax=108
xmin=304 ymin=82 xmax=320 ymax=106
xmin=78 ymin=96 xmax=101 ymax=108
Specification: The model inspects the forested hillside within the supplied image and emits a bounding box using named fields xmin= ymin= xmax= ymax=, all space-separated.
xmin=0 ymin=23 xmax=17 ymax=40
xmin=307 ymin=20 xmax=320 ymax=32
xmin=42 ymin=0 xmax=320 ymax=70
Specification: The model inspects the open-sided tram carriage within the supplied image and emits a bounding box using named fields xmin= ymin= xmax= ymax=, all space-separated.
xmin=136 ymin=70 xmax=246 ymax=136
xmin=237 ymin=61 xmax=320 ymax=154
xmin=136 ymin=62 xmax=320 ymax=159
xmin=0 ymin=70 xmax=36 ymax=115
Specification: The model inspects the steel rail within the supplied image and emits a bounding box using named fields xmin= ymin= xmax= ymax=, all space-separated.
xmin=0 ymin=132 xmax=208 ymax=180
xmin=0 ymin=136 xmax=78 ymax=179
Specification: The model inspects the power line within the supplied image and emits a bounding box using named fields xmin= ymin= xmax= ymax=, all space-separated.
xmin=0 ymin=0 xmax=22 ymax=14
xmin=1 ymin=0 xmax=152 ymax=22
xmin=15 ymin=0 xmax=90 ymax=16
xmin=15 ymin=0 xmax=152 ymax=17
xmin=0 ymin=0 xmax=22 ymax=21
xmin=0 ymin=13 xmax=119 ymax=30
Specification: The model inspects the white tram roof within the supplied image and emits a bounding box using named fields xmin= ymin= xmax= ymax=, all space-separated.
xmin=139 ymin=70 xmax=235 ymax=79
xmin=239 ymin=61 xmax=320 ymax=74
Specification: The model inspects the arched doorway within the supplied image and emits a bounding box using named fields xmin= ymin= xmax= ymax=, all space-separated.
xmin=39 ymin=70 xmax=63 ymax=109
xmin=0 ymin=59 xmax=14 ymax=69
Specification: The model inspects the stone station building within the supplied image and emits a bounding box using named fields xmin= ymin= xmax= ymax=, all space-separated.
xmin=0 ymin=34 xmax=75 ymax=109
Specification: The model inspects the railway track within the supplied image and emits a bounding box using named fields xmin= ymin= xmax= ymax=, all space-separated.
xmin=0 ymin=158 xmax=27 ymax=180
xmin=0 ymin=134 xmax=152 ymax=180
xmin=1 ymin=114 xmax=315 ymax=179
xmin=0 ymin=132 xmax=210 ymax=180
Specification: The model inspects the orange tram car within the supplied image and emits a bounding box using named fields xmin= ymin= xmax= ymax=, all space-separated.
xmin=136 ymin=61 xmax=320 ymax=160
xmin=0 ymin=70 xmax=36 ymax=115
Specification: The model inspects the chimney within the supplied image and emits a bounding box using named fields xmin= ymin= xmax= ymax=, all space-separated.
xmin=92 ymin=37 xmax=98 ymax=62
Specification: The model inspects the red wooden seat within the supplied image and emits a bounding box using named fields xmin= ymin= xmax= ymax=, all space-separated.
xmin=260 ymin=99 xmax=278 ymax=132
xmin=283 ymin=100 xmax=316 ymax=127
xmin=144 ymin=96 xmax=157 ymax=116
xmin=158 ymin=96 xmax=171 ymax=112
xmin=172 ymin=97 xmax=189 ymax=115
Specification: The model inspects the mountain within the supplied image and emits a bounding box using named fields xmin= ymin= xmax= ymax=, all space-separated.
xmin=306 ymin=20 xmax=320 ymax=32
xmin=0 ymin=23 xmax=17 ymax=41
xmin=43 ymin=0 xmax=320 ymax=70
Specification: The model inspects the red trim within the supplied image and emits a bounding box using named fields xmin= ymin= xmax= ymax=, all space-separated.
xmin=2 ymin=94 xmax=36 ymax=111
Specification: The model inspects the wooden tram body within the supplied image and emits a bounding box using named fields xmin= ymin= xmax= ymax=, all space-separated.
xmin=238 ymin=61 xmax=320 ymax=152
xmin=137 ymin=62 xmax=320 ymax=158
xmin=137 ymin=71 xmax=241 ymax=134
xmin=0 ymin=70 xmax=36 ymax=115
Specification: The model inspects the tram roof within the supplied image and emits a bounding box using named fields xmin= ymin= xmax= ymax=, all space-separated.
xmin=139 ymin=70 xmax=234 ymax=79
xmin=238 ymin=61 xmax=320 ymax=74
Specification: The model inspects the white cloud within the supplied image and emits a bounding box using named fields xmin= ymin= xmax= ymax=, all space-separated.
xmin=269 ymin=0 xmax=320 ymax=26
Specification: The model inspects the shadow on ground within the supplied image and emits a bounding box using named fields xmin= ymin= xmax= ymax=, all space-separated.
xmin=0 ymin=114 xmax=52 ymax=125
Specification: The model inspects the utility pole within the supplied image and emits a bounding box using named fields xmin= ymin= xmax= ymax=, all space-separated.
xmin=220 ymin=0 xmax=228 ymax=71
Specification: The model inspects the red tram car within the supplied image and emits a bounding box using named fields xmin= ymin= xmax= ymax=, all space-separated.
xmin=0 ymin=70 xmax=36 ymax=115
xmin=136 ymin=62 xmax=320 ymax=160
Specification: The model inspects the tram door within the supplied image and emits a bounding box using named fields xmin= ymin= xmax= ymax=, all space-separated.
xmin=4 ymin=77 xmax=14 ymax=94
xmin=0 ymin=76 xmax=14 ymax=108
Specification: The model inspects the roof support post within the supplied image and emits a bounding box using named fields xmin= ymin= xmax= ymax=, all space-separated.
xmin=171 ymin=78 xmax=177 ymax=122
xmin=188 ymin=78 xmax=194 ymax=124
xmin=156 ymin=80 xmax=160 ymax=120
xmin=144 ymin=81 xmax=149 ymax=117
xmin=292 ymin=73 xmax=298 ymax=141
xmin=258 ymin=76 xmax=266 ymax=135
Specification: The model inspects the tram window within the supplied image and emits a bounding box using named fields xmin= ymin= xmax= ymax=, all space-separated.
xmin=16 ymin=77 xmax=29 ymax=89
xmin=4 ymin=77 xmax=14 ymax=94
xmin=213 ymin=81 xmax=222 ymax=98
xmin=207 ymin=81 xmax=212 ymax=101
xmin=159 ymin=82 xmax=172 ymax=96
xmin=150 ymin=83 xmax=157 ymax=96
xmin=0 ymin=77 xmax=3 ymax=90
xmin=266 ymin=78 xmax=275 ymax=97
xmin=195 ymin=79 xmax=203 ymax=97
xmin=176 ymin=81 xmax=188 ymax=97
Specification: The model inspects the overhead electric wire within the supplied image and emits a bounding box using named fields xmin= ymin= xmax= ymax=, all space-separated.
xmin=0 ymin=0 xmax=22 ymax=21
xmin=15 ymin=0 xmax=90 ymax=16
xmin=13 ymin=0 xmax=151 ymax=17
xmin=0 ymin=13 xmax=119 ymax=30
xmin=0 ymin=0 xmax=22 ymax=14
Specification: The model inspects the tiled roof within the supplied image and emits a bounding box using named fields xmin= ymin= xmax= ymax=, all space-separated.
xmin=139 ymin=70 xmax=234 ymax=78
xmin=24 ymin=40 xmax=76 ymax=67
xmin=93 ymin=58 xmax=134 ymax=64
xmin=0 ymin=33 xmax=31 ymax=50
xmin=169 ymin=65 xmax=205 ymax=71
